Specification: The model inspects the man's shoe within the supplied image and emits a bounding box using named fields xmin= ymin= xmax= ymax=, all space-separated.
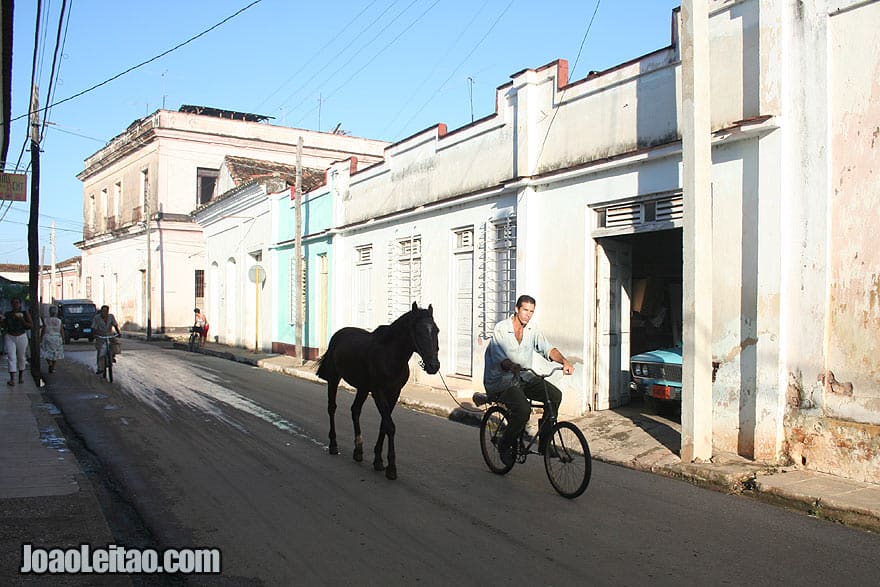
xmin=499 ymin=443 xmax=516 ymax=467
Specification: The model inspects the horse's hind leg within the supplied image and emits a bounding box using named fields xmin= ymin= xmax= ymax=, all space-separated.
xmin=351 ymin=388 xmax=369 ymax=462
xmin=327 ymin=378 xmax=340 ymax=455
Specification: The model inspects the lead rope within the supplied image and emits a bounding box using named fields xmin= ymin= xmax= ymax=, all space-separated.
xmin=415 ymin=355 xmax=484 ymax=413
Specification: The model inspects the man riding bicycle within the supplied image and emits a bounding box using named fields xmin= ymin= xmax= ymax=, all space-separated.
xmin=91 ymin=305 xmax=121 ymax=374
xmin=483 ymin=294 xmax=574 ymax=467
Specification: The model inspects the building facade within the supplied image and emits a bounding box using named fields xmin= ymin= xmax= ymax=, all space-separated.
xmin=75 ymin=106 xmax=387 ymax=333
xmin=312 ymin=0 xmax=878 ymax=483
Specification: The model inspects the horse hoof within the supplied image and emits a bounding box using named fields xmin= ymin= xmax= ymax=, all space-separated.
xmin=386 ymin=467 xmax=397 ymax=481
xmin=329 ymin=446 xmax=339 ymax=455
xmin=373 ymin=461 xmax=385 ymax=472
xmin=353 ymin=448 xmax=363 ymax=462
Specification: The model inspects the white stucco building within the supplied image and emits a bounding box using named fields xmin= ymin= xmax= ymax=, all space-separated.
xmin=319 ymin=0 xmax=878 ymax=483
xmin=76 ymin=106 xmax=387 ymax=333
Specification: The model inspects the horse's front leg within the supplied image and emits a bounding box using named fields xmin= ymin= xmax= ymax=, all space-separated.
xmin=384 ymin=390 xmax=401 ymax=480
xmin=351 ymin=389 xmax=369 ymax=462
xmin=327 ymin=378 xmax=340 ymax=455
xmin=372 ymin=394 xmax=397 ymax=480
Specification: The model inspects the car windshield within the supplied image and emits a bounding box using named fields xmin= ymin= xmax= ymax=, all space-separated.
xmin=64 ymin=305 xmax=95 ymax=315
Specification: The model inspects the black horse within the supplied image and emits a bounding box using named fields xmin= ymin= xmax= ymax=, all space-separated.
xmin=316 ymin=302 xmax=440 ymax=480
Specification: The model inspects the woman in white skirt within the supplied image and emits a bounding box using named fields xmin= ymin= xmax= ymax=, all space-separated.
xmin=40 ymin=305 xmax=64 ymax=373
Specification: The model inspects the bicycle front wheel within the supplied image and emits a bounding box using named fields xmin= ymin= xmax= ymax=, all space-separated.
xmin=544 ymin=421 xmax=591 ymax=498
xmin=480 ymin=406 xmax=514 ymax=475
xmin=106 ymin=359 xmax=113 ymax=383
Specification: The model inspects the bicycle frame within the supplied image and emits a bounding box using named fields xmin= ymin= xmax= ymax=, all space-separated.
xmin=516 ymin=366 xmax=562 ymax=458
xmin=96 ymin=334 xmax=117 ymax=379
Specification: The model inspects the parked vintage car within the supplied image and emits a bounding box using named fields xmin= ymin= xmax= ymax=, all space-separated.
xmin=630 ymin=346 xmax=682 ymax=413
xmin=56 ymin=298 xmax=97 ymax=344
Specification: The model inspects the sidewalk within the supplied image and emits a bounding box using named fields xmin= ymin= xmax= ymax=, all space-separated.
xmin=0 ymin=361 xmax=125 ymax=583
xmin=178 ymin=336 xmax=880 ymax=533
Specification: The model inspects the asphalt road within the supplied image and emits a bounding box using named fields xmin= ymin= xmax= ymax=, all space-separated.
xmin=47 ymin=339 xmax=880 ymax=585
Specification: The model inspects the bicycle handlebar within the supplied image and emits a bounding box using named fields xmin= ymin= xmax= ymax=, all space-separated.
xmin=520 ymin=365 xmax=563 ymax=378
xmin=95 ymin=333 xmax=119 ymax=339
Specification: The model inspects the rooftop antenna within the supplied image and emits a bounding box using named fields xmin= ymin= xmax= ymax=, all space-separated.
xmin=467 ymin=77 xmax=475 ymax=123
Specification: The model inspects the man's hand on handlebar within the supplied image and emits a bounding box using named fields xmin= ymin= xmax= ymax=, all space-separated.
xmin=502 ymin=358 xmax=522 ymax=376
xmin=561 ymin=359 xmax=574 ymax=376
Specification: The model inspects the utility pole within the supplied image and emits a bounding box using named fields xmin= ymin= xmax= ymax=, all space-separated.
xmin=27 ymin=84 xmax=41 ymax=383
xmin=144 ymin=173 xmax=153 ymax=340
xmin=50 ymin=221 xmax=56 ymax=301
xmin=294 ymin=136 xmax=304 ymax=365
xmin=680 ymin=0 xmax=713 ymax=462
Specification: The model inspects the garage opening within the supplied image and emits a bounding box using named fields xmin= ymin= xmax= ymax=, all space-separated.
xmin=593 ymin=227 xmax=682 ymax=413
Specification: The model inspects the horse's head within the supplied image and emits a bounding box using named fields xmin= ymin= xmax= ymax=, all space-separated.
xmin=410 ymin=302 xmax=440 ymax=374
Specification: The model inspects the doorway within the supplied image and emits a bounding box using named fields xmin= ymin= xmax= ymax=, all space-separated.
xmin=593 ymin=229 xmax=683 ymax=411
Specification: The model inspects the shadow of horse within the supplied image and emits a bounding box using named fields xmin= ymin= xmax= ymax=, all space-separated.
xmin=316 ymin=302 xmax=440 ymax=480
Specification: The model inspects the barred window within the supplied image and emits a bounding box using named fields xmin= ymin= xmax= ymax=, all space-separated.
xmin=194 ymin=270 xmax=205 ymax=298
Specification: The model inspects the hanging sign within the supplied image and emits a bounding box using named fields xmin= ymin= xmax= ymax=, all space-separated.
xmin=0 ymin=173 xmax=27 ymax=201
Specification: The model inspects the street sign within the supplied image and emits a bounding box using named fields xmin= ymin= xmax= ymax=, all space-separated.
xmin=0 ymin=173 xmax=27 ymax=201
xmin=248 ymin=264 xmax=266 ymax=284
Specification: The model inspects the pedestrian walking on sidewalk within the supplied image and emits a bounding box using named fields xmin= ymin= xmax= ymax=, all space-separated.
xmin=3 ymin=297 xmax=33 ymax=386
xmin=40 ymin=305 xmax=64 ymax=373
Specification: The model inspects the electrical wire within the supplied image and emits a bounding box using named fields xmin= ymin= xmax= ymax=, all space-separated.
xmin=379 ymin=0 xmax=492 ymax=137
xmin=535 ymin=0 xmax=601 ymax=165
xmin=40 ymin=0 xmax=72 ymax=143
xmin=10 ymin=0 xmax=264 ymax=124
xmin=392 ymin=0 xmax=515 ymax=141
xmin=252 ymin=0 xmax=379 ymax=112
xmin=292 ymin=0 xmax=442 ymax=129
xmin=272 ymin=0 xmax=408 ymax=121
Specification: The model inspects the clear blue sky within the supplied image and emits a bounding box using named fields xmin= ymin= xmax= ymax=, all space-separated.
xmin=0 ymin=0 xmax=680 ymax=265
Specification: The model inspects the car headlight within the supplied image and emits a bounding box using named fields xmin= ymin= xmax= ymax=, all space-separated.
xmin=632 ymin=364 xmax=641 ymax=376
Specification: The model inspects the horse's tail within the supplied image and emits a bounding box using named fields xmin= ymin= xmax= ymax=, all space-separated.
xmin=316 ymin=336 xmax=337 ymax=382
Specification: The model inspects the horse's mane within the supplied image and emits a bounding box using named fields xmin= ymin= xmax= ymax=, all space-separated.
xmin=372 ymin=308 xmax=420 ymax=342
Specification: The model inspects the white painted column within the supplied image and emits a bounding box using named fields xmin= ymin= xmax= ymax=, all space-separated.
xmin=680 ymin=0 xmax=714 ymax=462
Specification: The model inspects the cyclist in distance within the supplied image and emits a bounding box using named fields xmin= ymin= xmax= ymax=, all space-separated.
xmin=483 ymin=294 xmax=574 ymax=467
xmin=192 ymin=307 xmax=209 ymax=347
xmin=91 ymin=304 xmax=121 ymax=373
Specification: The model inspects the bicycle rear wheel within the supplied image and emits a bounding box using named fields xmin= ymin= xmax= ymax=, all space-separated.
xmin=480 ymin=406 xmax=514 ymax=475
xmin=544 ymin=421 xmax=591 ymax=498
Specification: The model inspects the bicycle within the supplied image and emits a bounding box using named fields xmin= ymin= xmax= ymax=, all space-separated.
xmin=95 ymin=334 xmax=118 ymax=382
xmin=187 ymin=326 xmax=201 ymax=352
xmin=474 ymin=366 xmax=592 ymax=498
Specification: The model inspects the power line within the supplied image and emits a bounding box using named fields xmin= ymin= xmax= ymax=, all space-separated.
xmin=1 ymin=219 xmax=82 ymax=233
xmin=10 ymin=0 xmax=264 ymax=124
xmin=392 ymin=0 xmax=515 ymax=140
xmin=252 ymin=0 xmax=379 ymax=112
xmin=41 ymin=0 xmax=73 ymax=144
xmin=379 ymin=0 xmax=493 ymax=137
xmin=39 ymin=0 xmax=69 ymax=143
xmin=271 ymin=1 xmax=406 ymax=120
xmin=293 ymin=0 xmax=442 ymax=129
xmin=536 ymin=0 xmax=601 ymax=164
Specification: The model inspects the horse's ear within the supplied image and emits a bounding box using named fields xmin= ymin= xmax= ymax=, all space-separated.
xmin=428 ymin=304 xmax=433 ymax=316
xmin=412 ymin=301 xmax=418 ymax=311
